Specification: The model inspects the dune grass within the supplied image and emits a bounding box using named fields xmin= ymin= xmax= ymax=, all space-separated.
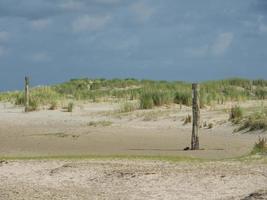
xmin=87 ymin=120 xmax=113 ymax=127
xmin=0 ymin=78 xmax=266 ymax=111
xmin=251 ymin=137 xmax=267 ymax=155
xmin=237 ymin=108 xmax=267 ymax=132
xmin=229 ymin=106 xmax=244 ymax=124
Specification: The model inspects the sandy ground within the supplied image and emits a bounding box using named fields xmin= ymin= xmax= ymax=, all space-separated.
xmin=0 ymin=101 xmax=267 ymax=199
xmin=0 ymin=101 xmax=266 ymax=159
xmin=0 ymin=159 xmax=267 ymax=200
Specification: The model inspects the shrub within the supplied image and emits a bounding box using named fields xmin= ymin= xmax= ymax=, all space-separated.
xmin=238 ymin=112 xmax=267 ymax=132
xmin=251 ymin=137 xmax=267 ymax=154
xmin=208 ymin=123 xmax=214 ymax=129
xmin=67 ymin=102 xmax=74 ymax=112
xmin=88 ymin=120 xmax=113 ymax=127
xmin=183 ymin=115 xmax=191 ymax=125
xmin=229 ymin=106 xmax=243 ymax=123
xmin=14 ymin=93 xmax=24 ymax=105
xmin=120 ymin=101 xmax=138 ymax=113
xmin=174 ymin=92 xmax=191 ymax=106
xmin=255 ymin=87 xmax=267 ymax=99
xmin=140 ymin=92 xmax=154 ymax=109
xmin=49 ymin=101 xmax=58 ymax=110
xmin=28 ymin=97 xmax=39 ymax=111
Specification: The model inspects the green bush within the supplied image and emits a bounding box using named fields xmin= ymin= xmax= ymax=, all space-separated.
xmin=251 ymin=137 xmax=267 ymax=154
xmin=151 ymin=91 xmax=172 ymax=106
xmin=119 ymin=101 xmax=138 ymax=113
xmin=29 ymin=98 xmax=39 ymax=111
xmin=255 ymin=87 xmax=267 ymax=99
xmin=67 ymin=102 xmax=74 ymax=112
xmin=238 ymin=112 xmax=267 ymax=132
xmin=208 ymin=123 xmax=214 ymax=129
xmin=140 ymin=92 xmax=154 ymax=109
xmin=229 ymin=106 xmax=243 ymax=123
xmin=49 ymin=101 xmax=58 ymax=110
xmin=174 ymin=91 xmax=191 ymax=106
xmin=139 ymin=90 xmax=173 ymax=109
xmin=14 ymin=93 xmax=25 ymax=105
xmin=88 ymin=120 xmax=113 ymax=127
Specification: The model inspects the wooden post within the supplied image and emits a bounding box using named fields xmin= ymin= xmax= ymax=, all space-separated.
xmin=191 ymin=83 xmax=200 ymax=150
xmin=25 ymin=76 xmax=29 ymax=112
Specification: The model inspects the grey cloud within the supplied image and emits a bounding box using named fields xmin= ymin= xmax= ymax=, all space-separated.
xmin=0 ymin=0 xmax=266 ymax=91
xmin=0 ymin=0 xmax=127 ymax=20
xmin=252 ymin=0 xmax=267 ymax=14
xmin=0 ymin=31 xmax=9 ymax=42
xmin=72 ymin=15 xmax=111 ymax=32
xmin=0 ymin=0 xmax=61 ymax=19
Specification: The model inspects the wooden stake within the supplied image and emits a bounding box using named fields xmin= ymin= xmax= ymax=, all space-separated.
xmin=25 ymin=76 xmax=29 ymax=112
xmin=191 ymin=83 xmax=200 ymax=150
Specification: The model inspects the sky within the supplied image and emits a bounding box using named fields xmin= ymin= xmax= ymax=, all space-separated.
xmin=0 ymin=0 xmax=267 ymax=91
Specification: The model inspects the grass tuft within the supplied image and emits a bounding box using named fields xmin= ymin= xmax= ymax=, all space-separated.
xmin=67 ymin=102 xmax=74 ymax=112
xmin=229 ymin=106 xmax=243 ymax=124
xmin=49 ymin=101 xmax=58 ymax=110
xmin=238 ymin=111 xmax=267 ymax=132
xmin=88 ymin=120 xmax=113 ymax=127
xmin=183 ymin=115 xmax=191 ymax=125
xmin=140 ymin=92 xmax=154 ymax=109
xmin=119 ymin=101 xmax=139 ymax=113
xmin=251 ymin=137 xmax=267 ymax=155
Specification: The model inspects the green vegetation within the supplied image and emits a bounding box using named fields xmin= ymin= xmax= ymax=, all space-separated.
xmin=28 ymin=97 xmax=39 ymax=111
xmin=208 ymin=123 xmax=214 ymax=129
xmin=87 ymin=120 xmax=113 ymax=127
xmin=238 ymin=109 xmax=267 ymax=132
xmin=140 ymin=92 xmax=154 ymax=109
xmin=49 ymin=101 xmax=58 ymax=110
xmin=229 ymin=106 xmax=243 ymax=124
xmin=174 ymin=91 xmax=191 ymax=106
xmin=119 ymin=101 xmax=139 ymax=113
xmin=251 ymin=137 xmax=267 ymax=155
xmin=67 ymin=102 xmax=74 ymax=112
xmin=139 ymin=90 xmax=173 ymax=109
xmin=183 ymin=115 xmax=192 ymax=125
xmin=0 ymin=78 xmax=266 ymax=111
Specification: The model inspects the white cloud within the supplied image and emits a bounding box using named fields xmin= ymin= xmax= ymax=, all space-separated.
xmin=211 ymin=32 xmax=234 ymax=56
xmin=31 ymin=19 xmax=51 ymax=30
xmin=130 ymin=2 xmax=155 ymax=23
xmin=31 ymin=52 xmax=51 ymax=62
xmin=0 ymin=31 xmax=9 ymax=42
xmin=72 ymin=15 xmax=111 ymax=32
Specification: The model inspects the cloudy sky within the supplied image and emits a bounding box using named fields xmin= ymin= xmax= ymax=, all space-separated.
xmin=0 ymin=0 xmax=267 ymax=90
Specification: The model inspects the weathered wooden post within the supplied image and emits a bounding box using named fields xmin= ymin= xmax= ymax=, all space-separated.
xmin=25 ymin=76 xmax=30 ymax=112
xmin=191 ymin=83 xmax=200 ymax=150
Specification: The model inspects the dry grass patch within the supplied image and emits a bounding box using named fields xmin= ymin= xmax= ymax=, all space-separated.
xmin=87 ymin=120 xmax=113 ymax=127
